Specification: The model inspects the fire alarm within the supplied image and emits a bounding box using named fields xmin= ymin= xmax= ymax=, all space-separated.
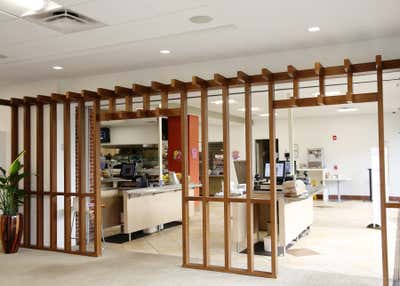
xmin=332 ymin=135 xmax=337 ymax=141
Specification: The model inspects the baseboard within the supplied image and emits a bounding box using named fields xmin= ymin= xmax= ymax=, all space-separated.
xmin=315 ymin=194 xmax=371 ymax=201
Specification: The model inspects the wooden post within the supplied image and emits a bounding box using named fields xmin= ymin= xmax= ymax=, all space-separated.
xmin=36 ymin=101 xmax=44 ymax=248
xmin=193 ymin=76 xmax=209 ymax=267
xmin=93 ymin=98 xmax=102 ymax=256
xmin=50 ymin=101 xmax=58 ymax=249
xmin=377 ymin=55 xmax=389 ymax=286
xmin=23 ymin=102 xmax=31 ymax=247
xmin=172 ymin=79 xmax=189 ymax=265
xmin=268 ymin=76 xmax=278 ymax=278
xmin=77 ymin=98 xmax=86 ymax=252
xmin=63 ymin=98 xmax=72 ymax=252
xmin=344 ymin=59 xmax=353 ymax=103
xmin=238 ymin=71 xmax=254 ymax=271
xmin=315 ymin=62 xmax=325 ymax=105
xmin=11 ymin=104 xmax=19 ymax=161
xmin=214 ymin=73 xmax=231 ymax=270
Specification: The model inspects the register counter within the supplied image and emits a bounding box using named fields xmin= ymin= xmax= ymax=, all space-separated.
xmin=122 ymin=185 xmax=195 ymax=235
xmin=231 ymin=189 xmax=315 ymax=255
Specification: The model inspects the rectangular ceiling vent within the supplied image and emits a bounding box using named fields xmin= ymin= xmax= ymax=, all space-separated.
xmin=24 ymin=8 xmax=106 ymax=34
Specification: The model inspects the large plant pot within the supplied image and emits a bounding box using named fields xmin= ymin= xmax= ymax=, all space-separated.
xmin=0 ymin=214 xmax=23 ymax=254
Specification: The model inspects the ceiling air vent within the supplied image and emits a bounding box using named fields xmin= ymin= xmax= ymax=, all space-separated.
xmin=24 ymin=8 xmax=106 ymax=34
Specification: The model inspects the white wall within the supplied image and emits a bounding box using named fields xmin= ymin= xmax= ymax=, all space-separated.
xmin=102 ymin=125 xmax=159 ymax=146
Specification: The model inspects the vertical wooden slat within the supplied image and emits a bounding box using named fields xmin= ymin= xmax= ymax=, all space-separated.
xmin=222 ymin=84 xmax=231 ymax=269
xmin=377 ymin=55 xmax=389 ymax=286
xmin=180 ymin=87 xmax=189 ymax=265
xmin=125 ymin=95 xmax=133 ymax=112
xmin=64 ymin=100 xmax=72 ymax=251
xmin=344 ymin=59 xmax=353 ymax=103
xmin=244 ymin=81 xmax=254 ymax=272
xmin=200 ymin=86 xmax=210 ymax=267
xmin=50 ymin=101 xmax=57 ymax=249
xmin=23 ymin=103 xmax=31 ymax=246
xmin=36 ymin=102 xmax=44 ymax=248
xmin=161 ymin=91 xmax=168 ymax=109
xmin=109 ymin=97 xmax=116 ymax=113
xmin=315 ymin=63 xmax=325 ymax=105
xmin=11 ymin=105 xmax=19 ymax=161
xmin=77 ymin=100 xmax=86 ymax=252
xmin=93 ymin=98 xmax=102 ymax=256
xmin=143 ymin=93 xmax=150 ymax=111
xmin=268 ymin=78 xmax=278 ymax=278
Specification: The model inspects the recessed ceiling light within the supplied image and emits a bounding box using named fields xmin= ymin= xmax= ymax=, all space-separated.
xmin=308 ymin=26 xmax=320 ymax=32
xmin=212 ymin=99 xmax=236 ymax=105
xmin=189 ymin=15 xmax=213 ymax=24
xmin=52 ymin=66 xmax=63 ymax=70
xmin=160 ymin=50 xmax=171 ymax=54
xmin=237 ymin=107 xmax=260 ymax=112
xmin=14 ymin=0 xmax=47 ymax=11
xmin=337 ymin=107 xmax=358 ymax=113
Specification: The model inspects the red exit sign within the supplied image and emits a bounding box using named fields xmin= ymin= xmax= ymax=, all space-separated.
xmin=332 ymin=135 xmax=337 ymax=141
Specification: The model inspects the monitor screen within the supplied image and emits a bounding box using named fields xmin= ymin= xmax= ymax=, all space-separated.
xmin=265 ymin=162 xmax=285 ymax=178
xmin=276 ymin=162 xmax=285 ymax=178
xmin=120 ymin=163 xmax=135 ymax=178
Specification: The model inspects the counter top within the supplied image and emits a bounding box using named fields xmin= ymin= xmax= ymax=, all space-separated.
xmin=124 ymin=184 xmax=201 ymax=199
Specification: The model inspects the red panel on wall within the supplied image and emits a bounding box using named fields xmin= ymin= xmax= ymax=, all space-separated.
xmin=168 ymin=115 xmax=199 ymax=186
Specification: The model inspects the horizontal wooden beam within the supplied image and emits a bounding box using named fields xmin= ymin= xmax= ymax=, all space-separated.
xmin=237 ymin=71 xmax=251 ymax=83
xmin=51 ymin=93 xmax=67 ymax=102
xmin=171 ymin=79 xmax=187 ymax=90
xmin=214 ymin=73 xmax=228 ymax=86
xmin=0 ymin=99 xmax=11 ymax=106
xmin=151 ymin=81 xmax=170 ymax=92
xmin=24 ymin=96 xmax=37 ymax=105
xmin=132 ymin=84 xmax=152 ymax=95
xmin=192 ymin=76 xmax=208 ymax=88
xmin=37 ymin=95 xmax=53 ymax=104
xmin=66 ymin=92 xmax=82 ymax=101
xmin=261 ymin=68 xmax=273 ymax=80
xmin=98 ymin=88 xmax=116 ymax=98
xmin=81 ymin=90 xmax=100 ymax=100
xmin=100 ymin=108 xmax=180 ymax=121
xmin=273 ymin=92 xmax=379 ymax=109
xmin=115 ymin=86 xmax=134 ymax=97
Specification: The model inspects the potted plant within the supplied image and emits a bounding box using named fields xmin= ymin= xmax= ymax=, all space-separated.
xmin=0 ymin=151 xmax=27 ymax=254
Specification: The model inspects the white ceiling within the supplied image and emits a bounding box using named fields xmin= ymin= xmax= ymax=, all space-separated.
xmin=0 ymin=0 xmax=400 ymax=85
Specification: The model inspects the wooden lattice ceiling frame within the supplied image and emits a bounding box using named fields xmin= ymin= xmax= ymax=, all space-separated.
xmin=1 ymin=55 xmax=399 ymax=285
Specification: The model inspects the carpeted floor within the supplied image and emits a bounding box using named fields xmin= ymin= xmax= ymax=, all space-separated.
xmin=0 ymin=247 xmax=381 ymax=286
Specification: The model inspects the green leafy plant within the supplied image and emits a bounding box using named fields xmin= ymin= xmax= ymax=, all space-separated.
xmin=0 ymin=151 xmax=28 ymax=216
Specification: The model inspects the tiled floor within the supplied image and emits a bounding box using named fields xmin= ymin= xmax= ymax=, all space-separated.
xmin=105 ymin=200 xmax=398 ymax=280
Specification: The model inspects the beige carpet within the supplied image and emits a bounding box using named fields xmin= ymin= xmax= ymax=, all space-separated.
xmin=0 ymin=247 xmax=381 ymax=286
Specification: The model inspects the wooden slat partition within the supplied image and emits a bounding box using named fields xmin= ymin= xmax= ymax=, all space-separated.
xmin=77 ymin=99 xmax=87 ymax=252
xmin=0 ymin=55 xmax=395 ymax=284
xmin=36 ymin=102 xmax=44 ymax=248
xmin=50 ymin=101 xmax=57 ymax=249
xmin=23 ymin=102 xmax=31 ymax=246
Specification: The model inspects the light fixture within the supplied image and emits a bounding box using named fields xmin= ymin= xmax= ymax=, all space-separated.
xmin=52 ymin=65 xmax=63 ymax=70
xmin=160 ymin=50 xmax=171 ymax=55
xmin=237 ymin=107 xmax=260 ymax=112
xmin=212 ymin=99 xmax=236 ymax=105
xmin=308 ymin=26 xmax=320 ymax=32
xmin=189 ymin=15 xmax=213 ymax=24
xmin=14 ymin=0 xmax=47 ymax=11
xmin=337 ymin=107 xmax=358 ymax=113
